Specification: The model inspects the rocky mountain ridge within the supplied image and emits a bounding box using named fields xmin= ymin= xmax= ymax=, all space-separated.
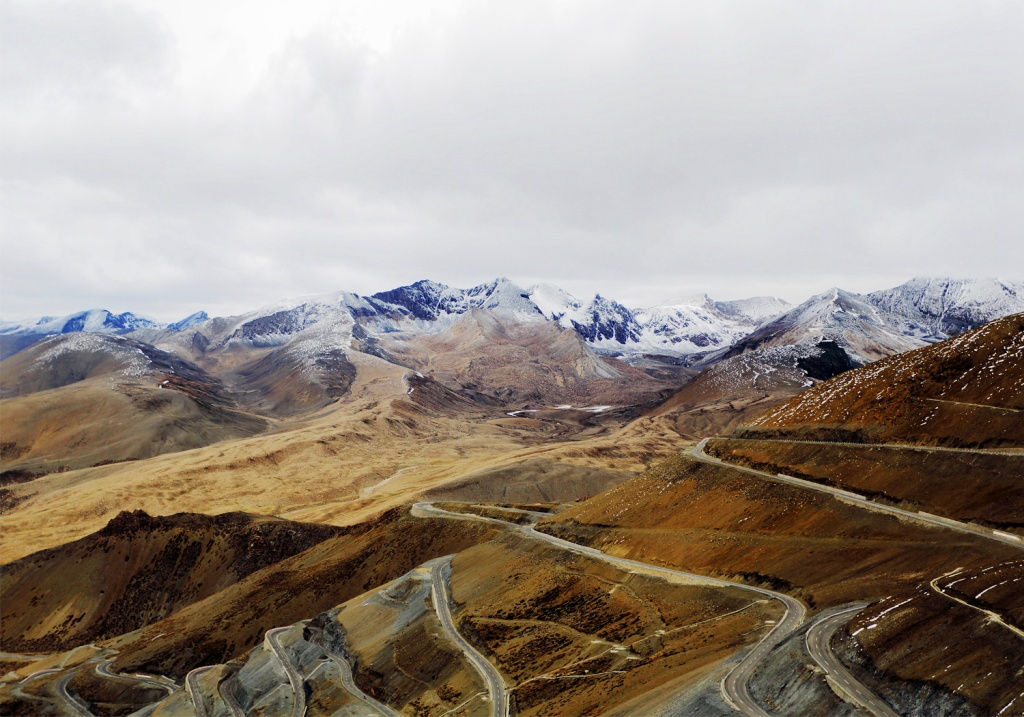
xmin=5 ymin=277 xmax=1020 ymax=366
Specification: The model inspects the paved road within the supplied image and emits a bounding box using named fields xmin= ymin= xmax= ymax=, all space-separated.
xmin=0 ymin=650 xmax=55 ymax=662
xmin=430 ymin=558 xmax=509 ymax=717
xmin=266 ymin=626 xmax=307 ymax=717
xmin=55 ymin=670 xmax=93 ymax=716
xmin=722 ymin=435 xmax=1022 ymax=456
xmin=805 ymin=605 xmax=900 ymax=717
xmin=413 ymin=502 xmax=806 ymax=717
xmin=692 ymin=439 xmax=1023 ymax=549
xmin=930 ymin=569 xmax=1024 ymax=639
xmin=94 ymin=658 xmax=177 ymax=695
xmin=9 ymin=668 xmax=62 ymax=710
xmin=217 ymin=670 xmax=246 ymax=717
xmin=307 ymin=626 xmax=402 ymax=717
xmin=185 ymin=665 xmax=216 ymax=717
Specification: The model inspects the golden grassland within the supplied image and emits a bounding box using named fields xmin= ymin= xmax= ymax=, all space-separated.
xmin=0 ymin=351 xmax=687 ymax=563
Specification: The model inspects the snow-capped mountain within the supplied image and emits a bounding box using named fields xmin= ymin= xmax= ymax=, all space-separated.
xmin=369 ymin=277 xmax=544 ymax=325
xmin=866 ymin=277 xmax=1024 ymax=341
xmin=528 ymin=287 xmax=792 ymax=358
xmin=720 ymin=288 xmax=925 ymax=367
xmin=3 ymin=277 xmax=1020 ymax=370
xmin=167 ymin=311 xmax=209 ymax=331
xmin=0 ymin=309 xmax=160 ymax=337
xmin=713 ymin=278 xmax=1024 ymax=369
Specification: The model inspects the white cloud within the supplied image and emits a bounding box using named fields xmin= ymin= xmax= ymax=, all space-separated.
xmin=2 ymin=0 xmax=1022 ymax=320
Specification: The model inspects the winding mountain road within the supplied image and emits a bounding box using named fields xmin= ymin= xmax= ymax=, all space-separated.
xmin=692 ymin=439 xmax=1023 ymax=549
xmin=55 ymin=670 xmax=93 ymax=716
xmin=805 ymin=605 xmax=899 ymax=717
xmin=217 ymin=671 xmax=246 ymax=717
xmin=307 ymin=626 xmax=402 ymax=717
xmin=94 ymin=658 xmax=177 ymax=695
xmin=185 ymin=665 xmax=216 ymax=717
xmin=430 ymin=557 xmax=509 ymax=717
xmin=412 ymin=502 xmax=805 ymax=717
xmin=266 ymin=626 xmax=306 ymax=717
xmin=930 ymin=569 xmax=1024 ymax=639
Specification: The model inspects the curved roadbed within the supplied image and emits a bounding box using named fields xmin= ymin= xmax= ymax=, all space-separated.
xmin=265 ymin=626 xmax=306 ymax=717
xmin=693 ymin=439 xmax=1023 ymax=549
xmin=307 ymin=626 xmax=402 ymax=717
xmin=430 ymin=557 xmax=509 ymax=717
xmin=805 ymin=605 xmax=900 ymax=717
xmin=413 ymin=501 xmax=808 ymax=716
xmin=930 ymin=569 xmax=1024 ymax=639
xmin=56 ymin=670 xmax=93 ymax=716
xmin=94 ymin=658 xmax=177 ymax=695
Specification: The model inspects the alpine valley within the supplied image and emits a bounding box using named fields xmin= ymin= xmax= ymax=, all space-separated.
xmin=1 ymin=276 xmax=1022 ymax=717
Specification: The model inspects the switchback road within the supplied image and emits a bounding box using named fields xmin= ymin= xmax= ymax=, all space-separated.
xmin=266 ymin=626 xmax=306 ymax=717
xmin=413 ymin=502 xmax=805 ymax=717
xmin=308 ymin=626 xmax=402 ymax=717
xmin=430 ymin=557 xmax=509 ymax=717
xmin=805 ymin=605 xmax=899 ymax=717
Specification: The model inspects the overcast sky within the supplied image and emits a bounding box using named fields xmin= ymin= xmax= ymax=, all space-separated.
xmin=2 ymin=1 xmax=1022 ymax=321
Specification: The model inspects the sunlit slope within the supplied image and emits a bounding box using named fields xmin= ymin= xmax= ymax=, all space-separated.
xmin=380 ymin=308 xmax=673 ymax=407
xmin=538 ymin=454 xmax=1023 ymax=714
xmin=706 ymin=440 xmax=1024 ymax=530
xmin=1 ymin=348 xmax=687 ymax=562
xmin=739 ymin=313 xmax=1024 ymax=448
xmin=0 ymin=334 xmax=266 ymax=478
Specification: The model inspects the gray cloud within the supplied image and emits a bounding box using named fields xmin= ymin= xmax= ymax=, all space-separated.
xmin=2 ymin=0 xmax=1022 ymax=321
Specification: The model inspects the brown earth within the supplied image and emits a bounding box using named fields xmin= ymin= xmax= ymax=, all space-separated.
xmin=706 ymin=438 xmax=1024 ymax=531
xmin=449 ymin=532 xmax=781 ymax=716
xmin=424 ymin=458 xmax=633 ymax=505
xmin=841 ymin=558 xmax=1024 ymax=716
xmin=0 ymin=346 xmax=686 ymax=563
xmin=380 ymin=309 xmax=675 ymax=408
xmin=739 ymin=313 xmax=1024 ymax=448
xmin=647 ymin=350 xmax=813 ymax=442
xmin=0 ymin=510 xmax=343 ymax=652
xmin=326 ymin=566 xmax=488 ymax=715
xmin=537 ymin=453 xmax=1022 ymax=713
xmin=0 ymin=334 xmax=268 ymax=478
xmin=98 ymin=508 xmax=501 ymax=678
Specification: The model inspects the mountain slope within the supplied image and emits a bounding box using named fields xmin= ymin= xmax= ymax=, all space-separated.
xmin=0 ymin=334 xmax=267 ymax=477
xmin=379 ymin=308 xmax=671 ymax=407
xmin=0 ymin=509 xmax=343 ymax=652
xmin=867 ymin=277 xmax=1024 ymax=341
xmin=739 ymin=313 xmax=1024 ymax=448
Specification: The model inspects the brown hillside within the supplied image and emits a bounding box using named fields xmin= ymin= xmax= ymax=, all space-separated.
xmin=448 ymin=532 xmax=781 ymax=716
xmin=649 ymin=345 xmax=819 ymax=440
xmin=104 ymin=509 xmax=501 ymax=678
xmin=706 ymin=438 xmax=1024 ymax=531
xmin=0 ymin=335 xmax=266 ymax=478
xmin=737 ymin=313 xmax=1024 ymax=447
xmin=0 ymin=510 xmax=343 ymax=652
xmin=538 ymin=454 xmax=1023 ymax=714
xmin=381 ymin=309 xmax=673 ymax=407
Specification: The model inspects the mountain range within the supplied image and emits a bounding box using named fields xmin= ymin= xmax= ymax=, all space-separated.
xmin=3 ymin=276 xmax=1021 ymax=367
xmin=3 ymin=299 xmax=1021 ymax=717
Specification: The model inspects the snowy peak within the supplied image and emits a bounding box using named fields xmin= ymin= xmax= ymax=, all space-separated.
xmin=370 ymin=280 xmax=458 ymax=321
xmin=527 ymin=283 xmax=583 ymax=321
xmin=369 ymin=277 xmax=542 ymax=323
xmin=867 ymin=277 xmax=1024 ymax=340
xmin=710 ymin=296 xmax=792 ymax=326
xmin=464 ymin=277 xmax=543 ymax=317
xmin=0 ymin=309 xmax=161 ymax=336
xmin=569 ymin=294 xmax=644 ymax=345
xmin=724 ymin=287 xmax=925 ymax=367
xmin=168 ymin=311 xmax=209 ymax=331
